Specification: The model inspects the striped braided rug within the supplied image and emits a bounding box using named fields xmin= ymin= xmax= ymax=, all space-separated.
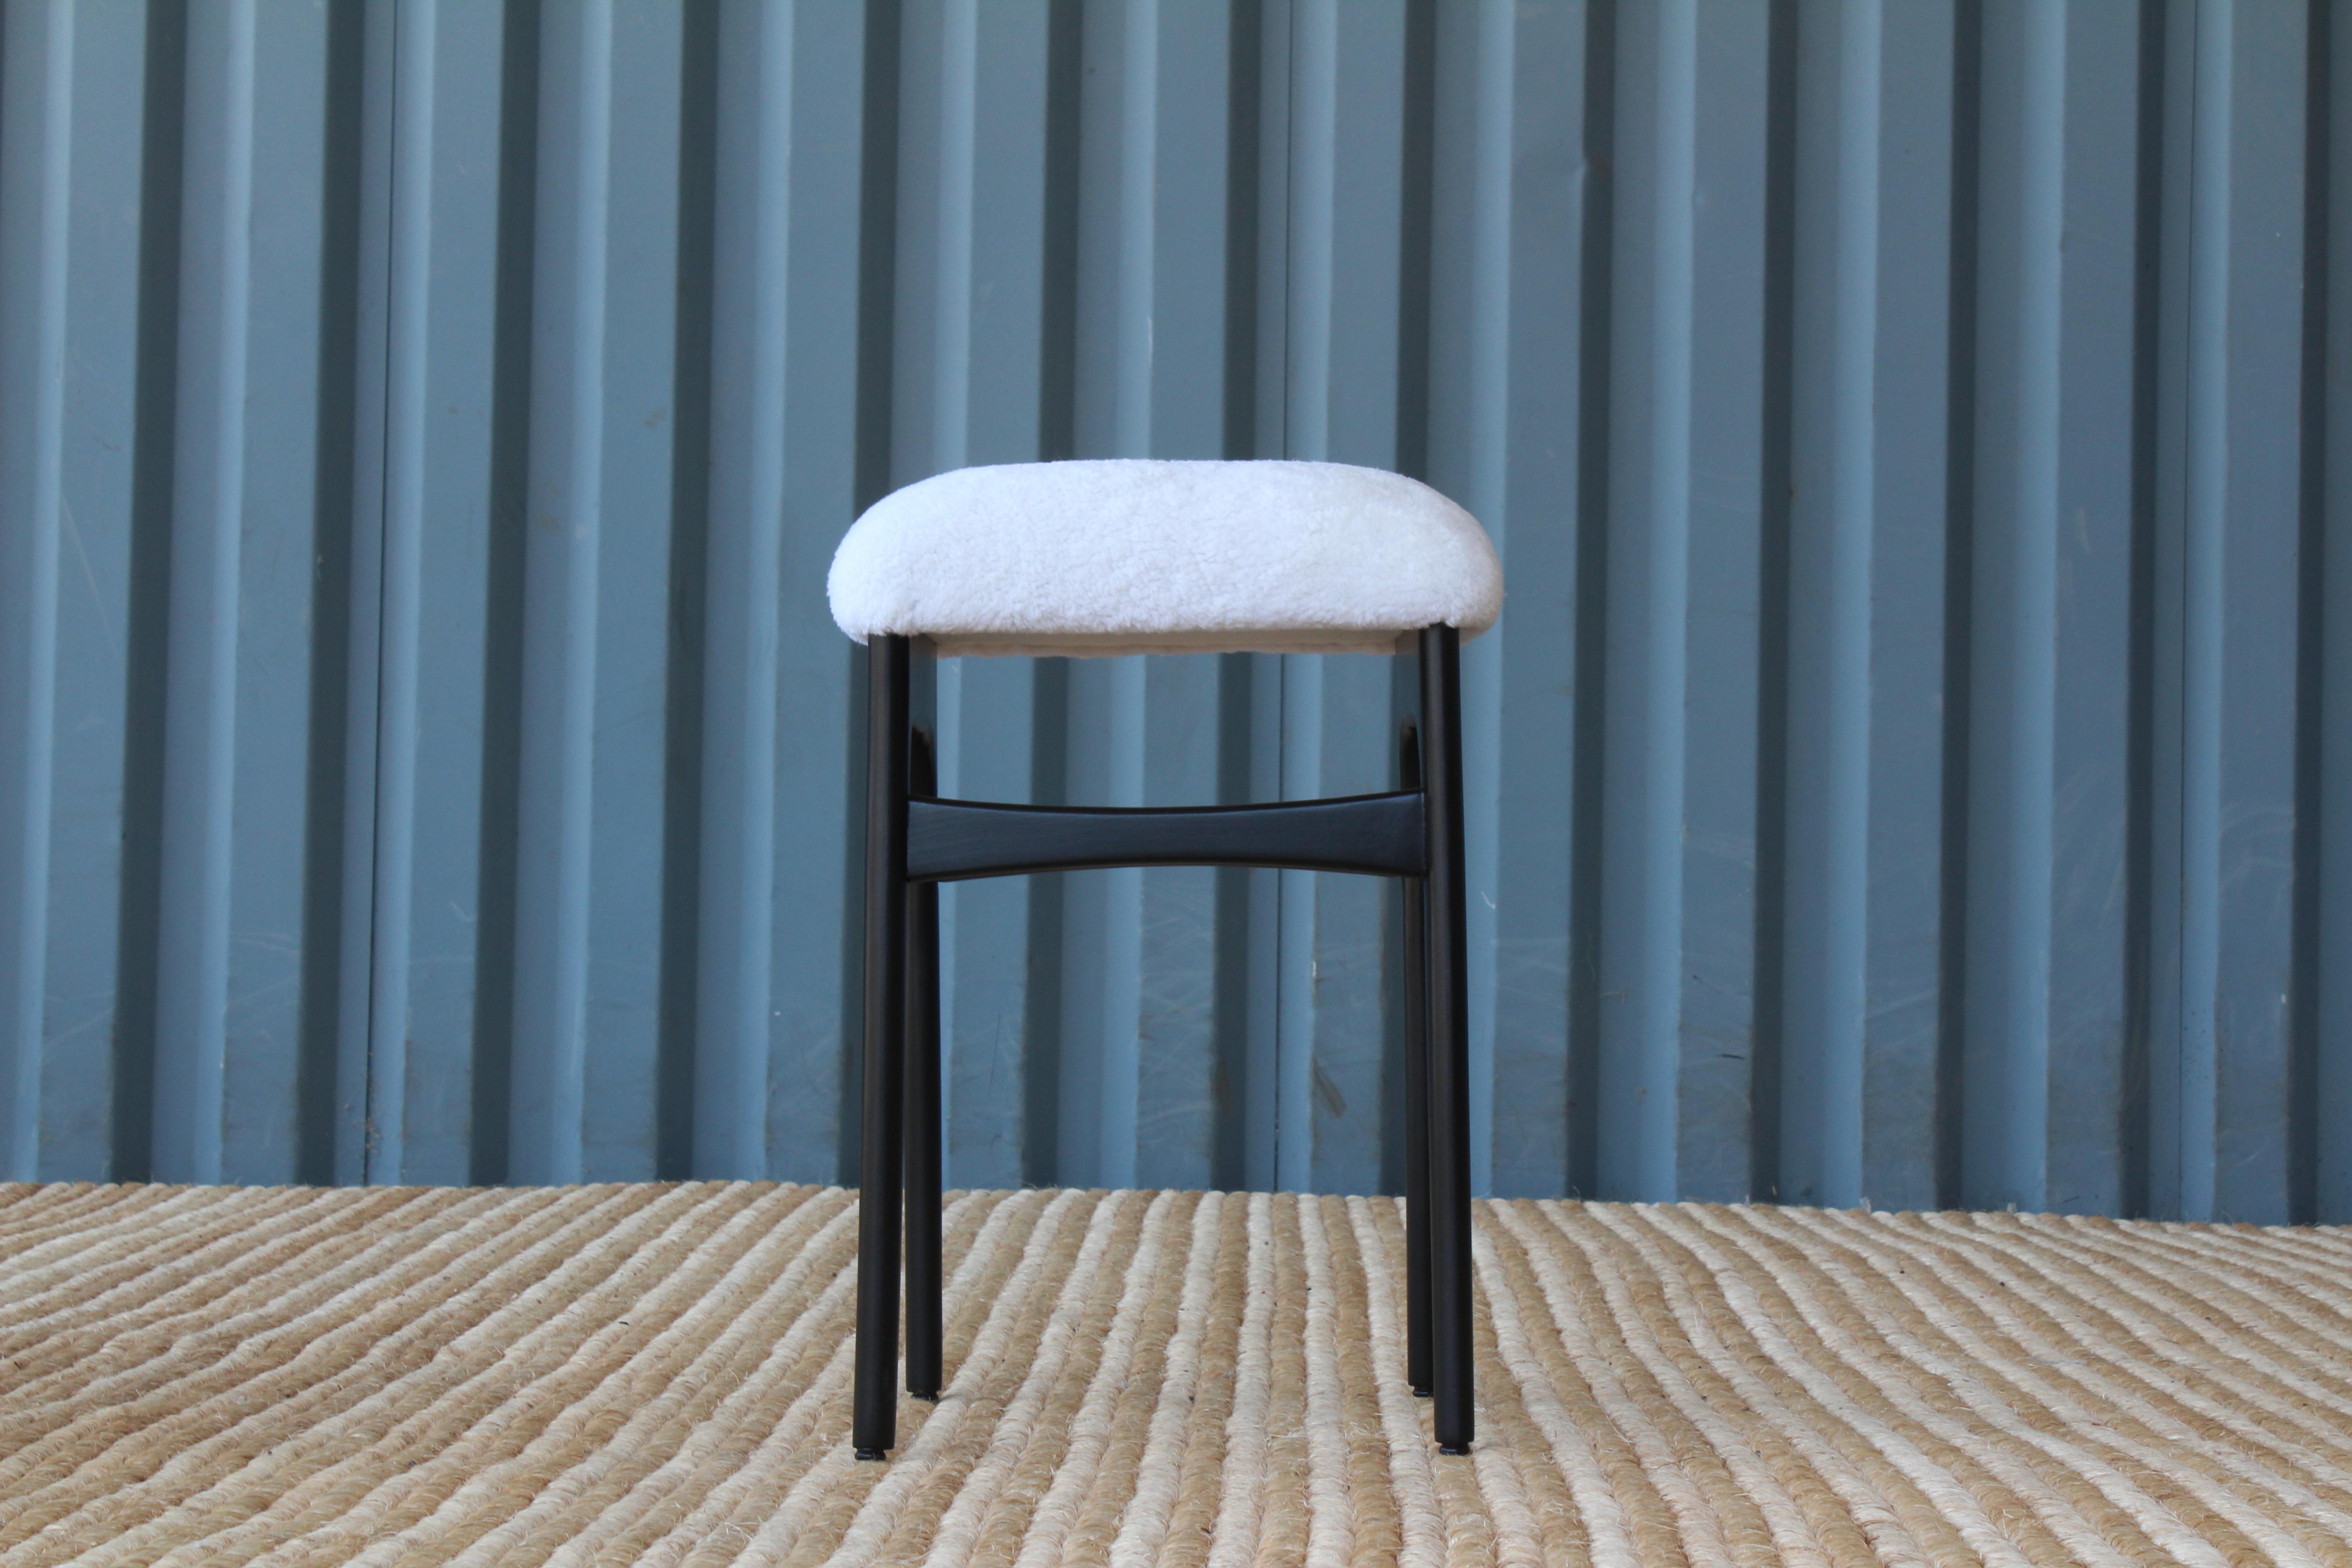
xmin=0 ymin=1183 xmax=2348 ymax=1566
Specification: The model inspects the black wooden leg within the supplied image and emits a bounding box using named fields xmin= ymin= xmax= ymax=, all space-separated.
xmin=854 ymin=637 xmax=911 ymax=1460
xmin=1419 ymin=626 xmax=1474 ymax=1454
xmin=1399 ymin=723 xmax=1432 ymax=1398
xmin=905 ymin=729 xmax=943 ymax=1401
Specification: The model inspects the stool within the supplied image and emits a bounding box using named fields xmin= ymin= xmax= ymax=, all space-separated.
xmin=827 ymin=458 xmax=1503 ymax=1458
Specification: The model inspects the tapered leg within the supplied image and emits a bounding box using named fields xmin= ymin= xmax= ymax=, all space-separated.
xmin=1399 ymin=723 xmax=1432 ymax=1398
xmin=854 ymin=637 xmax=911 ymax=1460
xmin=905 ymin=729 xmax=943 ymax=1400
xmin=1418 ymin=627 xmax=1474 ymax=1453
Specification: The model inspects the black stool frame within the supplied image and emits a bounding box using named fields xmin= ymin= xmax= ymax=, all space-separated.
xmin=853 ymin=627 xmax=1475 ymax=1457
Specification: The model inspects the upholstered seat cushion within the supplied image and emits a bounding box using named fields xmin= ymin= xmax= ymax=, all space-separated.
xmin=826 ymin=459 xmax=1502 ymax=657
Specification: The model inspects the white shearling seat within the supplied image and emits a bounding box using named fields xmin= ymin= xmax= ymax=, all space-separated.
xmin=827 ymin=459 xmax=1502 ymax=657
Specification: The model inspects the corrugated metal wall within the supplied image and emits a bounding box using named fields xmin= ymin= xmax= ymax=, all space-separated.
xmin=0 ymin=0 xmax=2342 ymax=1221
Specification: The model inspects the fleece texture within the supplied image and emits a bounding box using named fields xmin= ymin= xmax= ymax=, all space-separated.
xmin=826 ymin=459 xmax=1504 ymax=657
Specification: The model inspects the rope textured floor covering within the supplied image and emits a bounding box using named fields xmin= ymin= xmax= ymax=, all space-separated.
xmin=0 ymin=1183 xmax=2347 ymax=1567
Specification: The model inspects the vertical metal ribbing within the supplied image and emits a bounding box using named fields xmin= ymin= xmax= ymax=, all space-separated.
xmin=10 ymin=0 xmax=2342 ymax=1226
xmin=0 ymin=0 xmax=77 ymax=1180
xmin=853 ymin=633 xmax=910 ymax=1458
xmin=507 ymin=0 xmax=612 ymax=1188
xmin=1419 ymin=625 xmax=1473 ymax=1452
xmin=152 ymin=0 xmax=259 ymax=1186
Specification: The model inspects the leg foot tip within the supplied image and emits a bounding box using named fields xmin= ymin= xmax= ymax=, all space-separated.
xmin=1439 ymin=1443 xmax=1471 ymax=1456
xmin=1411 ymin=1386 xmax=1431 ymax=1399
xmin=908 ymin=1388 xmax=938 ymax=1402
xmin=855 ymin=1448 xmax=890 ymax=1462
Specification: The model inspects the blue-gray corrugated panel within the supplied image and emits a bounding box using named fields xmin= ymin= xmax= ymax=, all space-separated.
xmin=2322 ymin=2 xmax=2352 ymax=1223
xmin=0 ymin=0 xmax=148 ymax=1183
xmin=1428 ymin=0 xmax=1587 ymax=1204
xmin=1965 ymin=0 xmax=2140 ymax=1217
xmin=0 ymin=0 xmax=2342 ymax=1221
xmin=1781 ymin=0 xmax=1956 ymax=1217
xmin=1598 ymin=0 xmax=1775 ymax=1205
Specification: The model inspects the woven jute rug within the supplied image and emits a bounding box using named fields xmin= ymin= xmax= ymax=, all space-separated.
xmin=1 ymin=1183 xmax=2348 ymax=1567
